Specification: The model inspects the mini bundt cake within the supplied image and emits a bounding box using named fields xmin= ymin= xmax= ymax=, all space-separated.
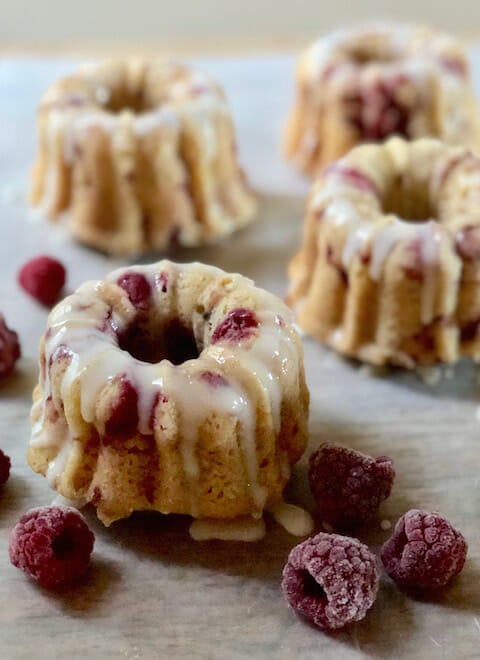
xmin=30 ymin=61 xmax=257 ymax=254
xmin=285 ymin=23 xmax=480 ymax=175
xmin=28 ymin=261 xmax=309 ymax=529
xmin=287 ymin=137 xmax=480 ymax=367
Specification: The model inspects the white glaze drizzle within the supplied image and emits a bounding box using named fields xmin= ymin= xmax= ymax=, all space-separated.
xmin=266 ymin=501 xmax=314 ymax=537
xmin=46 ymin=432 xmax=73 ymax=488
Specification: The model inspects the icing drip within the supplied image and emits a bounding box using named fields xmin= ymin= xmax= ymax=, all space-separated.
xmin=46 ymin=433 xmax=73 ymax=488
xmin=189 ymin=516 xmax=266 ymax=542
xmin=419 ymin=224 xmax=441 ymax=325
xmin=165 ymin=364 xmax=262 ymax=515
xmin=266 ymin=501 xmax=314 ymax=537
xmin=369 ymin=220 xmax=423 ymax=279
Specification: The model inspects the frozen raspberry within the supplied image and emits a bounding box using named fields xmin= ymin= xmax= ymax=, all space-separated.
xmin=282 ymin=532 xmax=379 ymax=630
xmin=9 ymin=506 xmax=95 ymax=589
xmin=18 ymin=256 xmax=66 ymax=306
xmin=381 ymin=509 xmax=467 ymax=592
xmin=212 ymin=308 xmax=259 ymax=344
xmin=117 ymin=272 xmax=151 ymax=311
xmin=0 ymin=315 xmax=21 ymax=379
xmin=0 ymin=449 xmax=11 ymax=485
xmin=308 ymin=443 xmax=395 ymax=529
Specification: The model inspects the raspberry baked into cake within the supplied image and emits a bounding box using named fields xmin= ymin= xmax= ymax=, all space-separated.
xmin=287 ymin=137 xmax=480 ymax=367
xmin=285 ymin=23 xmax=480 ymax=175
xmin=30 ymin=61 xmax=257 ymax=254
xmin=28 ymin=261 xmax=309 ymax=537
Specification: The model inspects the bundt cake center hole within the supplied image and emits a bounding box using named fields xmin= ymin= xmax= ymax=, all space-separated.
xmin=100 ymin=88 xmax=152 ymax=114
xmin=381 ymin=180 xmax=437 ymax=222
xmin=118 ymin=318 xmax=199 ymax=365
xmin=348 ymin=45 xmax=397 ymax=65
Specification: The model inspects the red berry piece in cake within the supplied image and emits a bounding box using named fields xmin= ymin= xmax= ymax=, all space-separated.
xmin=200 ymin=371 xmax=229 ymax=387
xmin=325 ymin=164 xmax=377 ymax=194
xmin=105 ymin=377 xmax=139 ymax=438
xmin=439 ymin=56 xmax=467 ymax=77
xmin=0 ymin=449 xmax=11 ymax=486
xmin=0 ymin=315 xmax=21 ymax=380
xmin=381 ymin=509 xmax=468 ymax=592
xmin=18 ymin=256 xmax=66 ymax=306
xmin=212 ymin=308 xmax=260 ymax=344
xmin=456 ymin=226 xmax=480 ymax=260
xmin=117 ymin=272 xmax=151 ymax=311
xmin=155 ymin=271 xmax=169 ymax=294
xmin=346 ymin=80 xmax=411 ymax=142
xmin=282 ymin=532 xmax=379 ymax=631
xmin=308 ymin=443 xmax=395 ymax=529
xmin=9 ymin=506 xmax=95 ymax=589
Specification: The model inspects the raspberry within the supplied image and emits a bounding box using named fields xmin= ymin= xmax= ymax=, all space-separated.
xmin=200 ymin=371 xmax=229 ymax=387
xmin=117 ymin=272 xmax=151 ymax=310
xmin=456 ymin=226 xmax=480 ymax=260
xmin=212 ymin=308 xmax=259 ymax=344
xmin=155 ymin=271 xmax=169 ymax=293
xmin=9 ymin=506 xmax=95 ymax=589
xmin=282 ymin=532 xmax=379 ymax=630
xmin=18 ymin=256 xmax=66 ymax=306
xmin=325 ymin=164 xmax=377 ymax=195
xmin=381 ymin=509 xmax=468 ymax=592
xmin=0 ymin=449 xmax=11 ymax=485
xmin=0 ymin=315 xmax=21 ymax=379
xmin=345 ymin=79 xmax=411 ymax=142
xmin=105 ymin=377 xmax=139 ymax=438
xmin=308 ymin=443 xmax=395 ymax=529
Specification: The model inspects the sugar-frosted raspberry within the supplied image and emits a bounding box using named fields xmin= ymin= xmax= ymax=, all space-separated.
xmin=308 ymin=443 xmax=394 ymax=529
xmin=18 ymin=256 xmax=66 ymax=306
xmin=0 ymin=315 xmax=21 ymax=379
xmin=9 ymin=506 xmax=95 ymax=589
xmin=381 ymin=509 xmax=467 ymax=592
xmin=0 ymin=449 xmax=11 ymax=485
xmin=117 ymin=272 xmax=151 ymax=310
xmin=282 ymin=532 xmax=379 ymax=630
xmin=212 ymin=308 xmax=259 ymax=344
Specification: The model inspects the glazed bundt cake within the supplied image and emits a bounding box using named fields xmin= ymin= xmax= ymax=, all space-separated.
xmin=285 ymin=23 xmax=480 ymax=175
xmin=30 ymin=61 xmax=257 ymax=254
xmin=287 ymin=137 xmax=480 ymax=367
xmin=28 ymin=261 xmax=309 ymax=531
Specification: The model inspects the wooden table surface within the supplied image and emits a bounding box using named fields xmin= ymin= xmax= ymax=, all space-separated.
xmin=0 ymin=53 xmax=479 ymax=660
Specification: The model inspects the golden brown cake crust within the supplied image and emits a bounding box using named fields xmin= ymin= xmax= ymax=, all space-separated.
xmin=287 ymin=137 xmax=480 ymax=367
xmin=30 ymin=61 xmax=257 ymax=254
xmin=285 ymin=23 xmax=480 ymax=175
xmin=28 ymin=261 xmax=309 ymax=525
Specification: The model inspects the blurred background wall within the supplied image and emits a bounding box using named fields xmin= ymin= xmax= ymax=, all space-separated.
xmin=1 ymin=0 xmax=480 ymax=50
